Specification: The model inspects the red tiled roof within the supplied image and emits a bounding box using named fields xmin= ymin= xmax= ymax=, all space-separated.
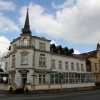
xmin=79 ymin=50 xmax=97 ymax=58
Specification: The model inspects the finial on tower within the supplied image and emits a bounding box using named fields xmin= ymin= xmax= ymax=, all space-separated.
xmin=22 ymin=4 xmax=31 ymax=35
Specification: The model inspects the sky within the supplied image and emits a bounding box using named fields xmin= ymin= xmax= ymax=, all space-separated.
xmin=0 ymin=0 xmax=100 ymax=59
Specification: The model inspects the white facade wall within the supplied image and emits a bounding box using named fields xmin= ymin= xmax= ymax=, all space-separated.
xmin=4 ymin=34 xmax=92 ymax=89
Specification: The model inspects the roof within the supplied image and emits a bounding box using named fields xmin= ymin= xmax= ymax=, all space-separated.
xmin=79 ymin=50 xmax=97 ymax=58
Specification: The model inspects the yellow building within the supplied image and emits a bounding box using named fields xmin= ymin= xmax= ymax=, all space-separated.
xmin=80 ymin=43 xmax=100 ymax=83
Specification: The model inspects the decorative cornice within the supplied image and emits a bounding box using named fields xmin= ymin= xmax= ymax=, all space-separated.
xmin=10 ymin=37 xmax=21 ymax=44
xmin=32 ymin=36 xmax=51 ymax=42
xmin=20 ymin=50 xmax=29 ymax=54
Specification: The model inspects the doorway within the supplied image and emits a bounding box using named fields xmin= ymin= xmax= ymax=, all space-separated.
xmin=21 ymin=74 xmax=27 ymax=88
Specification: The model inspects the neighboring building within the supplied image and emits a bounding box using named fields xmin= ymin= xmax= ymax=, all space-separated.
xmin=3 ymin=9 xmax=94 ymax=91
xmin=80 ymin=44 xmax=100 ymax=83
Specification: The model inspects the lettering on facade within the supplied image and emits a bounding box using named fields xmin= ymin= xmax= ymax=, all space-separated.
xmin=40 ymin=53 xmax=45 ymax=56
xmin=18 ymin=70 xmax=29 ymax=73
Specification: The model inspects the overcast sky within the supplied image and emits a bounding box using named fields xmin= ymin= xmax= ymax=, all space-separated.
xmin=0 ymin=0 xmax=100 ymax=58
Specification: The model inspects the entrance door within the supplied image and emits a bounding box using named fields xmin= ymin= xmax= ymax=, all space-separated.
xmin=21 ymin=74 xmax=27 ymax=88
xmin=22 ymin=78 xmax=27 ymax=85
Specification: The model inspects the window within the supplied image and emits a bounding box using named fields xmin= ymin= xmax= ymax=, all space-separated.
xmin=69 ymin=73 xmax=75 ymax=83
xmin=76 ymin=63 xmax=79 ymax=70
xmin=5 ymin=62 xmax=8 ymax=70
xmin=11 ymin=75 xmax=15 ymax=83
xmin=21 ymin=55 xmax=28 ymax=64
xmin=59 ymin=61 xmax=62 ymax=68
xmin=95 ymin=63 xmax=97 ymax=70
xmin=39 ymin=74 xmax=45 ymax=84
xmin=51 ymin=60 xmax=55 ymax=68
xmin=13 ymin=44 xmax=16 ymax=51
xmin=39 ymin=57 xmax=46 ymax=66
xmin=71 ymin=62 xmax=74 ymax=70
xmin=12 ymin=58 xmax=15 ymax=68
xmin=51 ymin=71 xmax=58 ymax=84
xmin=65 ymin=62 xmax=68 ymax=69
xmin=23 ymin=38 xmax=28 ymax=46
xmin=39 ymin=42 xmax=45 ymax=50
xmin=63 ymin=73 xmax=69 ymax=83
xmin=21 ymin=74 xmax=27 ymax=77
xmin=81 ymin=64 xmax=84 ymax=71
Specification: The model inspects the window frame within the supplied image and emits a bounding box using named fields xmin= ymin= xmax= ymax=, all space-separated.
xmin=39 ymin=57 xmax=46 ymax=66
xmin=39 ymin=42 xmax=46 ymax=50
xmin=65 ymin=62 xmax=68 ymax=69
xmin=51 ymin=59 xmax=55 ymax=68
xmin=59 ymin=61 xmax=62 ymax=69
xmin=71 ymin=62 xmax=74 ymax=70
xmin=21 ymin=55 xmax=28 ymax=65
xmin=39 ymin=74 xmax=45 ymax=84
xmin=12 ymin=58 xmax=15 ymax=68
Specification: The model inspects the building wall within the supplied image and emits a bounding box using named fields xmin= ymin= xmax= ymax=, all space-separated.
xmin=4 ymin=34 xmax=93 ymax=88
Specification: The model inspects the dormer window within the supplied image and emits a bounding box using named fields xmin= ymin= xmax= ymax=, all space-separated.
xmin=58 ymin=49 xmax=60 ymax=54
xmin=23 ymin=38 xmax=28 ymax=46
xmin=51 ymin=48 xmax=53 ymax=52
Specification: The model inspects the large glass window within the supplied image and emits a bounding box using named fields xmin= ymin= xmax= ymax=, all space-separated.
xmin=21 ymin=55 xmax=28 ymax=64
xmin=63 ymin=73 xmax=69 ymax=83
xmin=50 ymin=72 xmax=94 ymax=84
xmin=51 ymin=60 xmax=55 ymax=68
xmin=39 ymin=57 xmax=46 ymax=66
xmin=39 ymin=74 xmax=45 ymax=84
xmin=39 ymin=42 xmax=45 ymax=50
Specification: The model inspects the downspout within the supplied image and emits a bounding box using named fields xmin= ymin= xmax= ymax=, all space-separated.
xmin=33 ymin=37 xmax=35 ymax=85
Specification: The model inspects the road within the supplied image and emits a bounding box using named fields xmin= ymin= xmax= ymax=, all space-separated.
xmin=0 ymin=90 xmax=100 ymax=100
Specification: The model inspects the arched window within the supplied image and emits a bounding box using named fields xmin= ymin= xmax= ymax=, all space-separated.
xmin=23 ymin=38 xmax=28 ymax=46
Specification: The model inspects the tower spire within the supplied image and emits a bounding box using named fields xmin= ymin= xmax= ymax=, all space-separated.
xmin=22 ymin=4 xmax=31 ymax=35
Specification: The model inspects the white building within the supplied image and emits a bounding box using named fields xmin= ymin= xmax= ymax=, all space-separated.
xmin=4 ymin=9 xmax=94 ymax=91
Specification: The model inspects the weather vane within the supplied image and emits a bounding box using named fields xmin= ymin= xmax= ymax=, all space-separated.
xmin=27 ymin=4 xmax=29 ymax=10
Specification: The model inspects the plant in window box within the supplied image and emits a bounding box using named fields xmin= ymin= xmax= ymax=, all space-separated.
xmin=24 ymin=87 xmax=29 ymax=94
xmin=9 ymin=87 xmax=13 ymax=94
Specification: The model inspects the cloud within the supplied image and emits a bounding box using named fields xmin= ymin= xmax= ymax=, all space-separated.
xmin=74 ymin=50 xmax=80 ymax=54
xmin=0 ymin=12 xmax=20 ymax=33
xmin=0 ymin=36 xmax=10 ymax=58
xmin=19 ymin=1 xmax=100 ymax=44
xmin=0 ymin=0 xmax=15 ymax=11
xmin=52 ymin=0 xmax=76 ymax=9
xmin=50 ymin=40 xmax=58 ymax=46
xmin=0 ymin=36 xmax=10 ymax=70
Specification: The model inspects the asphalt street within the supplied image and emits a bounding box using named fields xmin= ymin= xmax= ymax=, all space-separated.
xmin=0 ymin=90 xmax=100 ymax=100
